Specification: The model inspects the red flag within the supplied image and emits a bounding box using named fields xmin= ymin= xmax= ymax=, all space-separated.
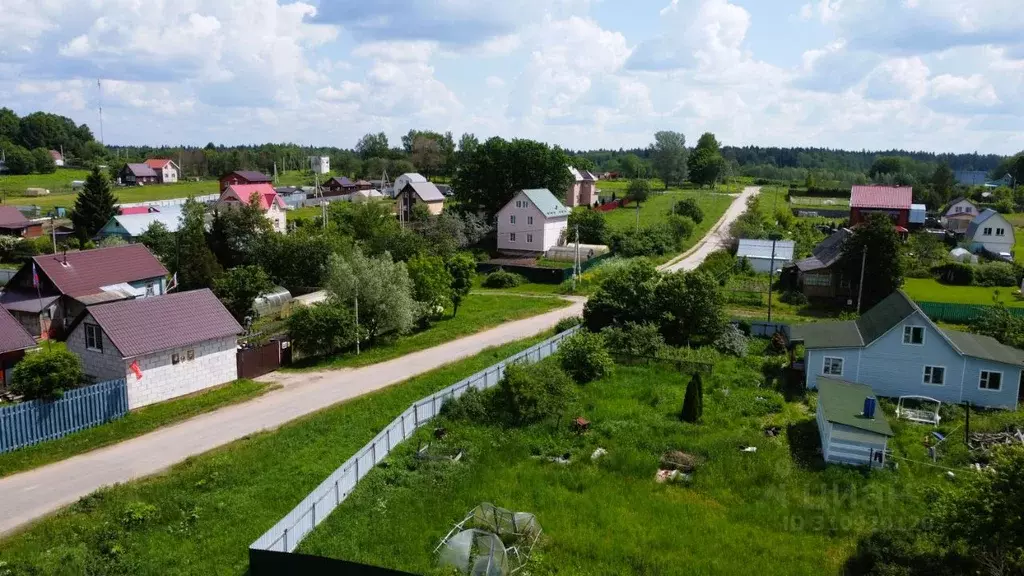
xmin=130 ymin=359 xmax=143 ymax=380
xmin=32 ymin=262 xmax=39 ymax=288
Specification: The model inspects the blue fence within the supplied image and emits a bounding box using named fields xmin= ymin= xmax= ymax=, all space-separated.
xmin=0 ymin=379 xmax=128 ymax=454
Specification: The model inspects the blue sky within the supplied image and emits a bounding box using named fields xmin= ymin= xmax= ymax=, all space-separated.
xmin=1 ymin=0 xmax=1021 ymax=154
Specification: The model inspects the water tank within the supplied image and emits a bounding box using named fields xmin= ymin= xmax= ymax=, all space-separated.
xmin=863 ymin=397 xmax=877 ymax=419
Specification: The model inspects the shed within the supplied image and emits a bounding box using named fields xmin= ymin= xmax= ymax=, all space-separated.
xmin=909 ymin=203 xmax=926 ymax=225
xmin=736 ymin=239 xmax=795 ymax=273
xmin=815 ymin=376 xmax=893 ymax=468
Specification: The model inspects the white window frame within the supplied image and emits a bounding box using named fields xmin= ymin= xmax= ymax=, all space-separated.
xmin=510 ymin=215 xmax=516 ymax=224
xmin=979 ymin=370 xmax=1003 ymax=391
xmin=84 ymin=324 xmax=103 ymax=352
xmin=903 ymin=325 xmax=925 ymax=345
xmin=822 ymin=356 xmax=844 ymax=376
xmin=983 ymin=227 xmax=992 ymax=236
xmin=509 ymin=233 xmax=516 ymax=243
xmin=923 ymin=365 xmax=946 ymax=385
xmin=526 ymin=233 xmax=534 ymax=243
xmin=996 ymin=227 xmax=1005 ymax=237
xmin=954 ymin=206 xmax=962 ymax=213
xmin=527 ymin=216 xmax=534 ymax=225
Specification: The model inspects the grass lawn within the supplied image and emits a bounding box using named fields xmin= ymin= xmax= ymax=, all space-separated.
xmin=1015 ymin=226 xmax=1024 ymax=264
xmin=297 ymin=344 xmax=1005 ymax=575
xmin=0 ymin=379 xmax=277 ymax=479
xmin=902 ymin=277 xmax=1024 ymax=306
xmin=603 ymin=190 xmax=733 ymax=234
xmin=288 ymin=205 xmax=323 ymax=222
xmin=472 ymin=275 xmax=563 ymax=295
xmin=0 ymin=336 xmax=551 ymax=576
xmin=2 ymin=181 xmax=224 ymax=211
xmin=286 ymin=294 xmax=569 ymax=371
xmin=0 ymin=169 xmax=92 ymax=195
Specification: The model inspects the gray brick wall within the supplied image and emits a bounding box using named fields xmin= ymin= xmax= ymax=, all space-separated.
xmin=125 ymin=336 xmax=239 ymax=409
xmin=66 ymin=313 xmax=130 ymax=383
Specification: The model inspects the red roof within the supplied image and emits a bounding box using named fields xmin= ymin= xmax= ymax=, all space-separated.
xmin=0 ymin=206 xmax=30 ymax=227
xmin=0 ymin=306 xmax=36 ymax=354
xmin=850 ymin=186 xmax=913 ymax=210
xmin=84 ymin=289 xmax=241 ymax=359
xmin=34 ymin=244 xmax=168 ymax=298
xmin=49 ymin=150 xmax=63 ymax=161
xmin=119 ymin=206 xmax=153 ymax=215
xmin=144 ymin=159 xmax=172 ymax=169
xmin=222 ymin=184 xmax=286 ymax=210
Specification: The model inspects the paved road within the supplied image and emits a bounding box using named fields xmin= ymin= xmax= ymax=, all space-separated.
xmin=661 ymin=186 xmax=761 ymax=272
xmin=0 ymin=299 xmax=583 ymax=537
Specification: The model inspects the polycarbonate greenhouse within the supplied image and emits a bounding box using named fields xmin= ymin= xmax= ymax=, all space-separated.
xmin=435 ymin=503 xmax=542 ymax=575
xmin=252 ymin=286 xmax=292 ymax=318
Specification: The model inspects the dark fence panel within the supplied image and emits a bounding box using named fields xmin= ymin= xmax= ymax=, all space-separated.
xmin=237 ymin=340 xmax=284 ymax=380
xmin=0 ymin=379 xmax=128 ymax=454
xmin=476 ymin=253 xmax=613 ymax=285
xmin=249 ymin=548 xmax=416 ymax=576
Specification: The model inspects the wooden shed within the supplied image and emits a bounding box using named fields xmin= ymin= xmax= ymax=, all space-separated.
xmin=815 ymin=376 xmax=893 ymax=468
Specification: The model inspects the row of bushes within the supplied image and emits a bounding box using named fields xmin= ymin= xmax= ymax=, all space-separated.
xmin=930 ymin=261 xmax=1020 ymax=287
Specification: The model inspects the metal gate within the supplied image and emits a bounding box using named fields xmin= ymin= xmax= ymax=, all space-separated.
xmin=237 ymin=338 xmax=289 ymax=380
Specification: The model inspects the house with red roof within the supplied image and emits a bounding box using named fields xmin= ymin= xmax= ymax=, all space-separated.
xmin=65 ymin=289 xmax=241 ymax=408
xmin=217 ymin=183 xmax=287 ymax=233
xmin=0 ymin=206 xmax=43 ymax=239
xmin=849 ymin=185 xmax=913 ymax=229
xmin=0 ymin=306 xmax=37 ymax=389
xmin=0 ymin=244 xmax=168 ymax=339
xmin=144 ymin=159 xmax=180 ymax=183
xmin=48 ymin=150 xmax=64 ymax=167
xmin=219 ymin=170 xmax=272 ymax=192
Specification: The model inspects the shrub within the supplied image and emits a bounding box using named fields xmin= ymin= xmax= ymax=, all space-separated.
xmin=975 ymin=261 xmax=1017 ymax=287
xmin=11 ymin=347 xmax=83 ymax=401
xmin=482 ymin=268 xmax=523 ymax=288
xmin=666 ymin=214 xmax=695 ymax=244
xmin=439 ymin=387 xmax=494 ymax=424
xmin=554 ymin=316 xmax=582 ymax=334
xmin=696 ymin=250 xmax=736 ymax=279
xmin=768 ymin=332 xmax=788 ymax=355
xmin=494 ymin=362 xmax=576 ymax=426
xmin=608 ymin=226 xmax=676 ymax=257
xmin=714 ymin=324 xmax=748 ymax=357
xmin=680 ymin=374 xmax=703 ymax=423
xmin=120 ymin=502 xmax=158 ymax=529
xmin=672 ymin=198 xmax=704 ymax=223
xmin=779 ymin=290 xmax=809 ymax=305
xmin=932 ymin=262 xmax=974 ymax=285
xmin=558 ymin=331 xmax=613 ymax=384
xmin=601 ymin=322 xmax=665 ymax=357
xmin=287 ymin=301 xmax=356 ymax=357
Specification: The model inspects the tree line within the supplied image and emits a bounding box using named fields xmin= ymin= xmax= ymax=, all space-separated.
xmin=0 ymin=108 xmax=104 ymax=174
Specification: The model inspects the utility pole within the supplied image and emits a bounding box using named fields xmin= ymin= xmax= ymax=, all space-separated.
xmin=354 ymin=293 xmax=360 ymax=355
xmin=767 ymin=237 xmax=777 ymax=322
xmin=97 ymin=79 xmax=105 ymax=145
xmin=856 ymin=248 xmax=867 ymax=314
xmin=572 ymin=226 xmax=580 ymax=292
xmin=50 ymin=214 xmax=57 ymax=254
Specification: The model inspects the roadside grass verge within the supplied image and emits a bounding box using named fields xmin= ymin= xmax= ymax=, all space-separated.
xmin=286 ymin=294 xmax=569 ymax=371
xmin=0 ymin=379 xmax=277 ymax=479
xmin=0 ymin=335 xmax=550 ymax=576
xmin=902 ymin=277 xmax=1024 ymax=306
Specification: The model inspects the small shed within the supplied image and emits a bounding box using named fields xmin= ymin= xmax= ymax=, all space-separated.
xmin=949 ymin=247 xmax=977 ymax=264
xmin=816 ymin=376 xmax=893 ymax=468
xmin=736 ymin=239 xmax=795 ymax=274
xmin=909 ymin=203 xmax=926 ymax=225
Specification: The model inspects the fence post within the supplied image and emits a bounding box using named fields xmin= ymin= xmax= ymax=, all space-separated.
xmin=312 ymin=501 xmax=316 ymax=527
xmin=335 ymin=479 xmax=340 ymax=505
xmin=401 ymin=413 xmax=406 ymax=439
xmin=283 ymin=528 xmax=288 ymax=552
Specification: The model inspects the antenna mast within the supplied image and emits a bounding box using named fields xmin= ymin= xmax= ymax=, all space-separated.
xmin=97 ymin=79 xmax=105 ymax=145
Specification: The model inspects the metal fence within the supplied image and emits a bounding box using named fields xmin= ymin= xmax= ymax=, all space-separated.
xmin=250 ymin=327 xmax=579 ymax=554
xmin=0 ymin=379 xmax=128 ymax=454
xmin=118 ymin=193 xmax=219 ymax=209
xmin=916 ymin=301 xmax=1024 ymax=324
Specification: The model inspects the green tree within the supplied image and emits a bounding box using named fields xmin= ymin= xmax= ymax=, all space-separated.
xmin=208 ymin=195 xmax=273 ymax=269
xmin=931 ymin=162 xmax=956 ymax=200
xmin=355 ymin=132 xmax=390 ymax=160
xmin=650 ymin=131 xmax=688 ymax=189
xmin=1008 ymin=153 xmax=1024 ymax=188
xmin=415 ymin=211 xmax=468 ymax=258
xmin=558 ymin=330 xmax=613 ymax=384
xmin=2 ymin=145 xmax=36 ymax=175
xmin=213 ymin=265 xmax=273 ymax=322
xmin=627 ymin=179 xmax=651 ymax=204
xmin=71 ymin=167 xmax=119 ymax=243
xmin=653 ymin=270 xmax=725 ymax=346
xmin=446 ymin=252 xmax=476 ymax=317
xmin=406 ymin=253 xmax=453 ymax=323
xmin=583 ymin=258 xmax=659 ymax=332
xmin=452 ymin=137 xmax=572 ymax=219
xmin=571 ymin=156 xmax=597 ymax=172
xmin=617 ymin=153 xmax=647 ymax=179
xmin=567 ymin=208 xmax=608 ymax=245
xmin=672 ymin=197 xmax=704 ymax=223
xmin=680 ymin=373 xmax=703 ymax=423
xmin=688 ymin=133 xmax=726 ymax=188
xmin=137 ymin=221 xmax=176 ymax=266
xmin=11 ymin=347 xmax=84 ymax=401
xmin=327 ymin=249 xmax=415 ymax=341
xmin=0 ymin=107 xmax=19 ymax=142
xmin=495 ymin=362 xmax=576 ymax=426
xmin=175 ymin=199 xmax=223 ymax=291
xmin=31 ymin=148 xmax=56 ymax=174
xmin=255 ymin=231 xmax=343 ymax=294
xmin=456 ymin=133 xmax=479 ymax=170
xmin=971 ymin=303 xmax=1024 ymax=349
xmin=841 ymin=213 xmax=903 ymax=310
xmin=287 ymin=301 xmax=356 ymax=357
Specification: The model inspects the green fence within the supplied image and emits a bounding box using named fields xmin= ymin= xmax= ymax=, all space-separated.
xmin=916 ymin=301 xmax=1024 ymax=324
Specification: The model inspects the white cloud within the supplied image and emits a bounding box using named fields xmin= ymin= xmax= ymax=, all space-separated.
xmin=485 ymin=76 xmax=506 ymax=89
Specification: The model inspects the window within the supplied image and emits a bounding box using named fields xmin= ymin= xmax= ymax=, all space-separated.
xmin=955 ymin=206 xmax=962 ymax=213
xmin=984 ymin=227 xmax=993 ymax=235
xmin=980 ymin=370 xmax=1002 ymax=391
xmin=510 ymin=215 xmax=516 ymax=224
xmin=903 ymin=326 xmax=925 ymax=345
xmin=172 ymin=353 xmax=181 ymax=365
xmin=84 ymin=324 xmax=103 ymax=352
xmin=803 ymin=274 xmax=831 ymax=287
xmin=923 ymin=366 xmax=945 ymax=385
xmin=145 ymin=282 xmax=155 ymax=296
xmin=527 ymin=216 xmax=533 ymax=225
xmin=526 ymin=234 xmax=534 ymax=243
xmin=823 ymin=357 xmax=844 ymax=376
xmin=509 ymin=233 xmax=516 ymax=243
xmin=996 ymin=228 xmax=1005 ymax=236
xmin=186 ymin=349 xmax=195 ymax=361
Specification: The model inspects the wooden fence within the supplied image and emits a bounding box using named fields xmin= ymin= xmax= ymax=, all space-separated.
xmin=0 ymin=379 xmax=128 ymax=454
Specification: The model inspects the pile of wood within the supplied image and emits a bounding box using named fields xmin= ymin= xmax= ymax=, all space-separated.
xmin=968 ymin=427 xmax=1024 ymax=453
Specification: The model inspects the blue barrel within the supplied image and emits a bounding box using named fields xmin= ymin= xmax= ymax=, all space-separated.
xmin=863 ymin=397 xmax=876 ymax=418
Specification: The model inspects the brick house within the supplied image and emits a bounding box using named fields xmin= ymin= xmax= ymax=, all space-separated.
xmin=119 ymin=163 xmax=159 ymax=185
xmin=0 ymin=306 xmax=36 ymax=389
xmin=849 ymin=186 xmax=912 ymax=228
xmin=0 ymin=244 xmax=168 ymax=339
xmin=65 ymin=289 xmax=241 ymax=409
xmin=217 ymin=183 xmax=287 ymax=234
xmin=219 ymin=170 xmax=272 ymax=192
xmin=143 ymin=159 xmax=180 ymax=183
xmin=0 ymin=206 xmax=43 ymax=238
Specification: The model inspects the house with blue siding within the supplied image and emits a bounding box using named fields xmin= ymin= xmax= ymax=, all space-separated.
xmin=791 ymin=290 xmax=1024 ymax=409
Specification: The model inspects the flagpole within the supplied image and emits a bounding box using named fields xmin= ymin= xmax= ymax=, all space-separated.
xmin=33 ymin=262 xmax=49 ymax=347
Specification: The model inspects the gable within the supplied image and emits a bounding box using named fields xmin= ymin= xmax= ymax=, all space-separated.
xmin=970 ymin=212 xmax=1012 ymax=238
xmin=863 ymin=310 xmax=959 ymax=355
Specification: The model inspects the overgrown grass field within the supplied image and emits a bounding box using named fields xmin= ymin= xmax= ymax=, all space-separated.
xmin=902 ymin=277 xmax=1024 ymax=306
xmin=0 ymin=336 xmax=550 ymax=575
xmin=297 ymin=344 xmax=1019 ymax=575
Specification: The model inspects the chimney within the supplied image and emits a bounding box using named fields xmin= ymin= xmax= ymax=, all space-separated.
xmin=862 ymin=397 xmax=876 ymax=419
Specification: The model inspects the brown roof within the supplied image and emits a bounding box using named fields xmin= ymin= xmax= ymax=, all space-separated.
xmin=85 ymin=289 xmax=242 ymax=358
xmin=34 ymin=244 xmax=168 ymax=298
xmin=224 ymin=170 xmax=272 ymax=183
xmin=0 ymin=206 xmax=30 ymax=227
xmin=0 ymin=306 xmax=36 ymax=354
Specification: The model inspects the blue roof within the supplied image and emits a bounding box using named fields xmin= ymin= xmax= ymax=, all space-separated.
xmin=521 ymin=189 xmax=570 ymax=218
xmin=966 ymin=208 xmax=999 ymax=238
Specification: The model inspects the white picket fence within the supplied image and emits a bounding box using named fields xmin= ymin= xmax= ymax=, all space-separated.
xmin=249 ymin=327 xmax=579 ymax=553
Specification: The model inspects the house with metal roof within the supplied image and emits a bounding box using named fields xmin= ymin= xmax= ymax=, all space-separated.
xmin=849 ymin=185 xmax=912 ymax=228
xmin=0 ymin=306 xmax=37 ymax=389
xmin=119 ymin=163 xmax=159 ymax=185
xmin=0 ymin=206 xmax=43 ymax=239
xmin=396 ymin=181 xmax=446 ymax=221
xmin=0 ymin=244 xmax=168 ymax=339
xmin=97 ymin=207 xmax=183 ymax=241
xmin=219 ymin=170 xmax=273 ymax=192
xmin=736 ymin=239 xmax=795 ymax=273
xmin=496 ymin=189 xmax=570 ymax=255
xmin=965 ymin=208 xmax=1014 ymax=257
xmin=65 ymin=289 xmax=241 ymax=409
xmin=566 ymin=166 xmax=599 ymax=208
xmin=791 ymin=290 xmax=1024 ymax=409
xmin=792 ymin=228 xmax=853 ymax=300
xmin=393 ymin=173 xmax=428 ymax=198
xmin=217 ymin=184 xmax=287 ymax=234
xmin=815 ymin=377 xmax=893 ymax=468
xmin=941 ymin=197 xmax=979 ymax=233
xmin=143 ymin=159 xmax=179 ymax=183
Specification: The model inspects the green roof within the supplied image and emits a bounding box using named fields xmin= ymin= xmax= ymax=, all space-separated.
xmin=816 ymin=377 xmax=894 ymax=436
xmin=522 ymin=189 xmax=571 ymax=218
xmin=942 ymin=329 xmax=1024 ymax=365
xmin=854 ymin=290 xmax=917 ymax=345
xmin=791 ymin=321 xmax=863 ymax=349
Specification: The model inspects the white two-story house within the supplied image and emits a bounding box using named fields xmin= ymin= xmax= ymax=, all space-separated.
xmin=791 ymin=290 xmax=1024 ymax=409
xmin=497 ymin=189 xmax=570 ymax=255
xmin=144 ymin=159 xmax=180 ymax=183
xmin=965 ymin=208 xmax=1014 ymax=257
